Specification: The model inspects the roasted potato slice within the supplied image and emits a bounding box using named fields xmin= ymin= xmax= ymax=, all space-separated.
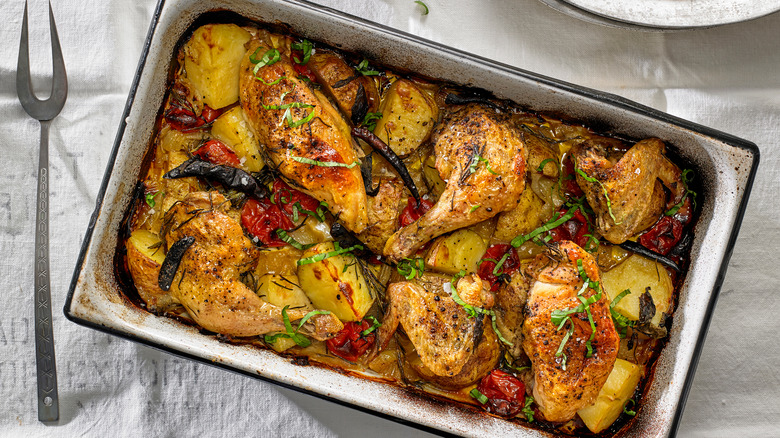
xmin=425 ymin=229 xmax=488 ymax=275
xmin=374 ymin=79 xmax=438 ymax=157
xmin=577 ymin=359 xmax=643 ymax=433
xmin=601 ymin=254 xmax=673 ymax=327
xmin=210 ymin=106 xmax=265 ymax=172
xmin=183 ymin=24 xmax=252 ymax=109
xmin=256 ymin=273 xmax=314 ymax=352
xmin=297 ymin=242 xmax=374 ymax=321
xmin=126 ymin=230 xmax=177 ymax=312
xmin=255 ymin=246 xmax=304 ymax=277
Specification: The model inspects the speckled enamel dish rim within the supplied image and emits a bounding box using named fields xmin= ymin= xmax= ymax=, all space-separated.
xmin=65 ymin=0 xmax=759 ymax=436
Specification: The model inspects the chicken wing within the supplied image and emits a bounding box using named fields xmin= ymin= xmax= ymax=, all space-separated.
xmin=373 ymin=273 xmax=499 ymax=388
xmin=162 ymin=192 xmax=343 ymax=339
xmin=240 ymin=36 xmax=368 ymax=233
xmin=383 ymin=104 xmax=527 ymax=261
xmin=522 ymin=241 xmax=619 ymax=423
xmin=571 ymin=138 xmax=685 ymax=244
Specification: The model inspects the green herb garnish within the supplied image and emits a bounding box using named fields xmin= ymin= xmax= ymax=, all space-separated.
xmin=250 ymin=47 xmax=281 ymax=75
xmin=468 ymin=154 xmax=498 ymax=176
xmin=610 ymin=289 xmax=635 ymax=338
xmin=275 ymin=229 xmax=314 ymax=250
xmin=145 ymin=192 xmax=157 ymax=208
xmin=509 ymin=201 xmax=580 ymax=248
xmin=551 ymin=262 xmax=603 ymax=368
xmin=255 ymin=75 xmax=285 ymax=86
xmin=414 ymin=0 xmax=429 ymax=15
xmin=446 ymin=270 xmax=514 ymax=347
xmin=264 ymin=306 xmax=331 ymax=347
xmin=470 ymin=388 xmax=488 ymax=404
xmin=292 ymin=156 xmax=360 ymax=168
xmin=361 ymin=316 xmax=382 ymax=336
xmin=291 ymin=39 xmax=313 ymax=65
xmin=623 ymin=399 xmax=636 ymax=416
xmin=361 ymin=111 xmax=382 ymax=131
xmin=470 ymin=205 xmax=481 ymax=213
xmin=576 ymin=168 xmax=621 ymax=225
xmin=522 ymin=396 xmax=535 ymax=422
xmin=397 ymin=257 xmax=425 ymax=280
xmin=297 ymin=243 xmax=363 ymax=266
xmin=355 ymin=59 xmax=379 ymax=76
xmin=536 ymin=158 xmax=556 ymax=173
xmin=666 ymin=169 xmax=696 ymax=216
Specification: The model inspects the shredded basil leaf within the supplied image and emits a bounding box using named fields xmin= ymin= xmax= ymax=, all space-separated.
xmin=536 ymin=158 xmax=556 ymax=173
xmin=510 ymin=203 xmax=579 ymax=248
xmin=255 ymin=75 xmax=285 ymax=86
xmin=264 ymin=306 xmax=331 ymax=348
xmin=145 ymin=192 xmax=156 ymax=208
xmin=470 ymin=388 xmax=488 ymax=404
xmin=355 ymin=59 xmax=379 ymax=76
xmin=414 ymin=0 xmax=429 ymax=15
xmin=397 ymin=257 xmax=425 ymax=280
xmin=576 ymin=168 xmax=621 ymax=225
xmin=250 ymin=48 xmax=281 ymax=75
xmin=468 ymin=154 xmax=498 ymax=176
xmin=285 ymin=108 xmax=316 ymax=127
xmin=666 ymin=169 xmax=697 ymax=216
xmin=522 ymin=396 xmax=535 ymax=422
xmin=610 ymin=289 xmax=635 ymax=338
xmin=275 ymin=229 xmax=314 ymax=250
xmin=470 ymin=205 xmax=481 ymax=213
xmin=297 ymin=244 xmax=363 ymax=266
xmin=291 ymin=39 xmax=313 ymax=65
xmin=292 ymin=156 xmax=360 ymax=168
xmin=552 ymin=264 xmax=603 ymax=366
xmin=361 ymin=111 xmax=382 ymax=131
xmin=446 ymin=271 xmax=513 ymax=347
xmin=623 ymin=399 xmax=637 ymax=416
xmin=361 ymin=316 xmax=382 ymax=336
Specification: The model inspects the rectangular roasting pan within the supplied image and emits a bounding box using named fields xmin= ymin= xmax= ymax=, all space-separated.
xmin=64 ymin=0 xmax=759 ymax=436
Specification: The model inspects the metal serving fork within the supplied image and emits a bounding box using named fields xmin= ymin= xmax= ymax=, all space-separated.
xmin=17 ymin=0 xmax=67 ymax=423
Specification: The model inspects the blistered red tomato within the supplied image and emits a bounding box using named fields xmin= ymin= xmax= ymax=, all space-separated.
xmin=548 ymin=207 xmax=593 ymax=248
xmin=272 ymin=179 xmax=321 ymax=216
xmin=399 ymin=196 xmax=434 ymax=227
xmin=293 ymin=61 xmax=317 ymax=82
xmin=476 ymin=370 xmax=527 ymax=417
xmin=164 ymin=104 xmax=223 ymax=132
xmin=561 ymin=155 xmax=584 ymax=198
xmin=326 ymin=319 xmax=376 ymax=362
xmin=639 ymin=215 xmax=684 ymax=256
xmin=477 ymin=244 xmax=520 ymax=291
xmin=193 ymin=139 xmax=241 ymax=167
xmin=240 ymin=198 xmax=294 ymax=247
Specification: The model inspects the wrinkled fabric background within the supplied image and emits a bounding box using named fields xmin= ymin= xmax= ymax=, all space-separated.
xmin=1 ymin=0 xmax=778 ymax=436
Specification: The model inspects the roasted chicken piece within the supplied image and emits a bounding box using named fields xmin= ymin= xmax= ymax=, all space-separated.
xmin=373 ymin=273 xmax=500 ymax=388
xmin=493 ymin=273 xmax=530 ymax=360
xmin=357 ymin=178 xmax=404 ymax=254
xmin=239 ymin=36 xmax=368 ymax=233
xmin=162 ymin=192 xmax=343 ymax=339
xmin=383 ymin=104 xmax=527 ymax=261
xmin=522 ymin=241 xmax=619 ymax=423
xmin=307 ymin=50 xmax=380 ymax=125
xmin=571 ymin=138 xmax=685 ymax=244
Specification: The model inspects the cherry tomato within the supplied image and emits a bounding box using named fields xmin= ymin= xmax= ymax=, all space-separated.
xmin=164 ymin=106 xmax=205 ymax=131
xmin=548 ymin=207 xmax=593 ymax=248
xmin=240 ymin=198 xmax=294 ymax=247
xmin=399 ymin=196 xmax=434 ymax=227
xmin=272 ymin=179 xmax=321 ymax=217
xmin=476 ymin=370 xmax=527 ymax=417
xmin=477 ymin=244 xmax=520 ymax=292
xmin=326 ymin=319 xmax=376 ymax=362
xmin=200 ymin=105 xmax=223 ymax=123
xmin=193 ymin=139 xmax=242 ymax=167
xmin=293 ymin=61 xmax=317 ymax=82
xmin=639 ymin=215 xmax=684 ymax=256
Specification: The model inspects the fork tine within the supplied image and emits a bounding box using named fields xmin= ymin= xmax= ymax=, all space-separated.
xmin=15 ymin=1 xmax=33 ymax=108
xmin=48 ymin=0 xmax=68 ymax=107
xmin=16 ymin=0 xmax=68 ymax=121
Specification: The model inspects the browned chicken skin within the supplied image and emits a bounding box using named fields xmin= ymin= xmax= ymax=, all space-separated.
xmin=572 ymin=138 xmax=685 ymax=244
xmin=240 ymin=37 xmax=368 ymax=233
xmin=522 ymin=241 xmax=619 ymax=423
xmin=383 ymin=104 xmax=527 ymax=262
xmin=162 ymin=192 xmax=343 ymax=339
xmin=373 ymin=274 xmax=499 ymax=388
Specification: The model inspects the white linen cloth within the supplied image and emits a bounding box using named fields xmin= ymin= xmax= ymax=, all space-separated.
xmin=1 ymin=0 xmax=778 ymax=436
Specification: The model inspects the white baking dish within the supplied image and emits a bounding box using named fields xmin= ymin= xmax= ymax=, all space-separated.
xmin=64 ymin=0 xmax=759 ymax=436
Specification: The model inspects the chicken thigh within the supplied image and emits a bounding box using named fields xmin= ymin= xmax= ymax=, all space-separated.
xmin=522 ymin=240 xmax=619 ymax=423
xmin=240 ymin=36 xmax=368 ymax=233
xmin=162 ymin=192 xmax=343 ymax=339
xmin=384 ymin=104 xmax=527 ymax=261
xmin=571 ymin=138 xmax=685 ymax=244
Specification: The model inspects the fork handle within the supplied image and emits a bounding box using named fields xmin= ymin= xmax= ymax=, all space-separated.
xmin=34 ymin=119 xmax=59 ymax=422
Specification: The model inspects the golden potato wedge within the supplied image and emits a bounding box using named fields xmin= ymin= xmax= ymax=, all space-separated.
xmin=601 ymin=254 xmax=673 ymax=326
xmin=255 ymin=246 xmax=304 ymax=277
xmin=577 ymin=359 xmax=643 ymax=433
xmin=374 ymin=79 xmax=438 ymax=157
xmin=493 ymin=188 xmax=547 ymax=243
xmin=183 ymin=24 xmax=251 ymax=109
xmin=210 ymin=106 xmax=265 ymax=172
xmin=126 ymin=230 xmax=177 ymax=312
xmin=297 ymin=242 xmax=374 ymax=321
xmin=425 ymin=229 xmax=488 ymax=275
xmin=256 ymin=273 xmax=314 ymax=353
